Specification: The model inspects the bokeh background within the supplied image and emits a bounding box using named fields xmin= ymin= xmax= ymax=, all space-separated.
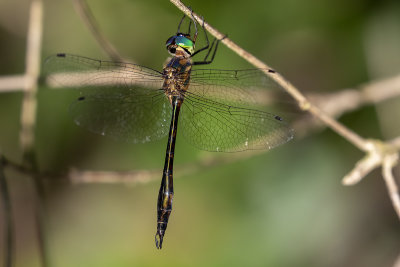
xmin=1 ymin=0 xmax=400 ymax=266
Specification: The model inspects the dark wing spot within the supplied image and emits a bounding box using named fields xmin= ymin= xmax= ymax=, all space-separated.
xmin=268 ymin=69 xmax=276 ymax=73
xmin=78 ymin=96 xmax=86 ymax=101
xmin=274 ymin=115 xmax=283 ymax=121
xmin=56 ymin=53 xmax=66 ymax=57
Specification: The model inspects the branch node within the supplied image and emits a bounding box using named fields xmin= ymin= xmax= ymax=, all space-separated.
xmin=299 ymin=100 xmax=311 ymax=111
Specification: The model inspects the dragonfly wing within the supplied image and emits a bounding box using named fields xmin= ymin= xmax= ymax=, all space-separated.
xmin=181 ymin=91 xmax=293 ymax=152
xmin=180 ymin=68 xmax=293 ymax=152
xmin=190 ymin=68 xmax=282 ymax=90
xmin=44 ymin=54 xmax=163 ymax=91
xmin=69 ymin=88 xmax=171 ymax=143
xmin=44 ymin=54 xmax=171 ymax=143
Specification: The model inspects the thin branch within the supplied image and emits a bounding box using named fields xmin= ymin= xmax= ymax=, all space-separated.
xmin=70 ymin=150 xmax=265 ymax=184
xmin=390 ymin=137 xmax=400 ymax=150
xmin=20 ymin=0 xmax=43 ymax=165
xmin=363 ymin=74 xmax=400 ymax=104
xmin=0 ymin=156 xmax=14 ymax=267
xmin=342 ymin=140 xmax=383 ymax=185
xmin=394 ymin=253 xmax=400 ymax=267
xmin=72 ymin=0 xmax=125 ymax=62
xmin=0 ymin=75 xmax=28 ymax=92
xmin=382 ymin=153 xmax=400 ymax=219
xmin=69 ymin=168 xmax=160 ymax=184
xmin=18 ymin=1 xmax=49 ymax=266
xmin=307 ymin=73 xmax=400 ymax=119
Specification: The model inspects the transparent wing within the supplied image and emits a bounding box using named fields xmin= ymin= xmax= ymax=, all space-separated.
xmin=180 ymin=68 xmax=293 ymax=152
xmin=181 ymin=91 xmax=293 ymax=152
xmin=190 ymin=69 xmax=281 ymax=105
xmin=43 ymin=54 xmax=171 ymax=143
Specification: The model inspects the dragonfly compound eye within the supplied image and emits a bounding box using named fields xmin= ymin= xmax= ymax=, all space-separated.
xmin=174 ymin=36 xmax=194 ymax=55
xmin=165 ymin=36 xmax=175 ymax=47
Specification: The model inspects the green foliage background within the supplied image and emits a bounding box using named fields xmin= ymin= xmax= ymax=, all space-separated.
xmin=0 ymin=0 xmax=400 ymax=266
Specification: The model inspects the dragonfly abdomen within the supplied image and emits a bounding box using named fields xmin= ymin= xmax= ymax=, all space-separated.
xmin=155 ymin=96 xmax=182 ymax=249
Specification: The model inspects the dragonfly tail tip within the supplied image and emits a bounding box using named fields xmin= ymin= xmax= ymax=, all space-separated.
xmin=155 ymin=232 xmax=164 ymax=249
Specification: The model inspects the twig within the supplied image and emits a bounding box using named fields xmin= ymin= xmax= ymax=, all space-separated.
xmin=342 ymin=140 xmax=383 ymax=185
xmin=20 ymin=0 xmax=43 ymax=165
xmin=18 ymin=1 xmax=49 ymax=266
xmin=390 ymin=137 xmax=400 ymax=150
xmin=307 ymin=73 xmax=400 ymax=119
xmin=394 ymin=253 xmax=400 ymax=267
xmin=0 ymin=75 xmax=28 ymax=92
xmin=382 ymin=153 xmax=400 ymax=219
xmin=72 ymin=0 xmax=125 ymax=62
xmin=70 ymin=150 xmax=265 ymax=184
xmin=0 ymin=156 xmax=14 ymax=267
xmin=69 ymin=168 xmax=160 ymax=184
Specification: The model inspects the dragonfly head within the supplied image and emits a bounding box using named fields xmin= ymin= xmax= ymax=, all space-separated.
xmin=166 ymin=33 xmax=194 ymax=57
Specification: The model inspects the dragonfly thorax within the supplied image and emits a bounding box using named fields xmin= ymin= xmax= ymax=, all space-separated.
xmin=162 ymin=56 xmax=193 ymax=102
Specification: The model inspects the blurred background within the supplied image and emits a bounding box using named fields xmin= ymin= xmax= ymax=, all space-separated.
xmin=0 ymin=0 xmax=400 ymax=266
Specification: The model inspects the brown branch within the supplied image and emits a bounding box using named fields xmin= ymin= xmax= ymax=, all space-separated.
xmin=19 ymin=0 xmax=43 ymax=165
xmin=16 ymin=1 xmax=49 ymax=266
xmin=69 ymin=150 xmax=265 ymax=184
xmin=394 ymin=253 xmax=400 ymax=267
xmin=0 ymin=75 xmax=28 ymax=92
xmin=382 ymin=153 xmax=400 ymax=219
xmin=307 ymin=73 xmax=400 ymax=119
xmin=390 ymin=137 xmax=400 ymax=150
xmin=69 ymin=168 xmax=160 ymax=184
xmin=341 ymin=140 xmax=383 ymax=186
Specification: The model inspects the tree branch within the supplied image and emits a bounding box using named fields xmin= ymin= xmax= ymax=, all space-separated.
xmin=382 ymin=153 xmax=400 ymax=219
xmin=19 ymin=0 xmax=43 ymax=166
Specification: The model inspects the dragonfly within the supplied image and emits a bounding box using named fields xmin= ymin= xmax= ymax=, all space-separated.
xmin=44 ymin=12 xmax=294 ymax=249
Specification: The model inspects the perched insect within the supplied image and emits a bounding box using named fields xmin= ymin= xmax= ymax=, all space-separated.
xmin=44 ymin=12 xmax=293 ymax=249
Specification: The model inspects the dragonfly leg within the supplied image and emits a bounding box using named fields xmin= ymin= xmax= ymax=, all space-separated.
xmin=191 ymin=15 xmax=209 ymax=58
xmin=193 ymin=34 xmax=227 ymax=65
xmin=176 ymin=13 xmax=186 ymax=33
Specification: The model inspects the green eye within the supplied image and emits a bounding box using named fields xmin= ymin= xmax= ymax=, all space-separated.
xmin=165 ymin=35 xmax=195 ymax=55
xmin=175 ymin=36 xmax=194 ymax=55
xmin=165 ymin=36 xmax=175 ymax=47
